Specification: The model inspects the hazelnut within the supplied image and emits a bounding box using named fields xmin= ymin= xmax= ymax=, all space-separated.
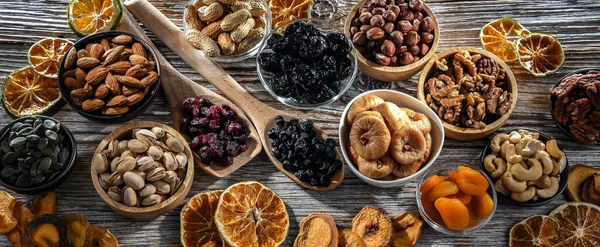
xmin=390 ymin=31 xmax=404 ymax=45
xmin=352 ymin=32 xmax=367 ymax=45
xmin=375 ymin=53 xmax=391 ymax=66
xmin=360 ymin=25 xmax=372 ymax=32
xmin=370 ymin=15 xmax=385 ymax=28
xmin=395 ymin=45 xmax=407 ymax=55
xmin=381 ymin=40 xmax=396 ymax=57
xmin=358 ymin=12 xmax=373 ymax=24
xmin=414 ymin=55 xmax=421 ymax=62
xmin=420 ymin=31 xmax=434 ymax=43
xmin=389 ymin=5 xmax=401 ymax=17
xmin=382 ymin=10 xmax=397 ymax=22
xmin=401 ymin=11 xmax=414 ymax=22
xmin=397 ymin=20 xmax=412 ymax=33
xmin=389 ymin=56 xmax=398 ymax=66
xmin=366 ymin=40 xmax=377 ymax=50
xmin=414 ymin=11 xmax=424 ymax=21
xmin=399 ymin=45 xmax=408 ymax=53
xmin=374 ymin=0 xmax=386 ymax=7
xmin=383 ymin=22 xmax=395 ymax=34
xmin=412 ymin=19 xmax=420 ymax=32
xmin=405 ymin=31 xmax=420 ymax=46
xmin=366 ymin=27 xmax=385 ymax=40
xmin=419 ymin=43 xmax=430 ymax=56
xmin=421 ymin=16 xmax=435 ymax=32
xmin=398 ymin=3 xmax=408 ymax=12
xmin=350 ymin=26 xmax=359 ymax=36
xmin=409 ymin=0 xmax=425 ymax=12
xmin=399 ymin=52 xmax=414 ymax=65
xmin=359 ymin=6 xmax=371 ymax=14
xmin=407 ymin=45 xmax=420 ymax=56
xmin=372 ymin=7 xmax=385 ymax=15
xmin=352 ymin=18 xmax=362 ymax=27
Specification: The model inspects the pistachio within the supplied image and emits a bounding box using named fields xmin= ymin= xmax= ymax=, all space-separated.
xmin=169 ymin=177 xmax=182 ymax=196
xmin=139 ymin=184 xmax=156 ymax=197
xmin=136 ymin=131 xmax=156 ymax=147
xmin=128 ymin=139 xmax=148 ymax=153
xmin=166 ymin=137 xmax=184 ymax=153
xmin=120 ymin=150 xmax=135 ymax=159
xmin=116 ymin=156 xmax=136 ymax=173
xmin=153 ymin=180 xmax=170 ymax=195
xmin=107 ymin=187 xmax=122 ymax=202
xmin=163 ymin=171 xmax=178 ymax=184
xmin=108 ymin=139 xmax=120 ymax=158
xmin=147 ymin=146 xmax=164 ymax=160
xmin=118 ymin=140 xmax=129 ymax=154
xmin=110 ymin=157 xmax=120 ymax=173
xmin=155 ymin=141 xmax=170 ymax=152
xmin=176 ymin=153 xmax=188 ymax=169
xmin=109 ymin=171 xmax=124 ymax=186
xmin=122 ymin=186 xmax=137 ymax=206
xmin=151 ymin=127 xmax=165 ymax=139
xmin=92 ymin=153 xmax=108 ymax=174
xmin=135 ymin=129 xmax=157 ymax=140
xmin=99 ymin=173 xmax=112 ymax=189
xmin=137 ymin=156 xmax=155 ymax=171
xmin=141 ymin=194 xmax=162 ymax=206
xmin=163 ymin=152 xmax=177 ymax=171
xmin=123 ymin=171 xmax=145 ymax=190
xmin=147 ymin=167 xmax=166 ymax=182
xmin=132 ymin=170 xmax=146 ymax=180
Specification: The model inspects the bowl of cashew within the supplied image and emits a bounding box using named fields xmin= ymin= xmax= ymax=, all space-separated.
xmin=480 ymin=129 xmax=569 ymax=206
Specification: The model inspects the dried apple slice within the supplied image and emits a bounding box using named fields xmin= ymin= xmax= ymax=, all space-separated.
xmin=31 ymin=191 xmax=57 ymax=217
xmin=20 ymin=214 xmax=69 ymax=247
xmin=64 ymin=213 xmax=91 ymax=247
xmin=351 ymin=206 xmax=392 ymax=247
xmin=391 ymin=212 xmax=423 ymax=247
xmin=0 ymin=191 xmax=17 ymax=234
xmin=294 ymin=213 xmax=337 ymax=247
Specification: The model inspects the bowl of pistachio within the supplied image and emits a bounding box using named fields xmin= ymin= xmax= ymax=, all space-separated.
xmin=0 ymin=115 xmax=77 ymax=194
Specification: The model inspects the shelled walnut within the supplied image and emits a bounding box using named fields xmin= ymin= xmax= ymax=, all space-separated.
xmin=551 ymin=70 xmax=600 ymax=144
xmin=424 ymin=51 xmax=513 ymax=129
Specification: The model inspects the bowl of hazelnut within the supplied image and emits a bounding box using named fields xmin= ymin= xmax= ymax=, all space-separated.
xmin=344 ymin=0 xmax=439 ymax=82
xmin=417 ymin=47 xmax=518 ymax=141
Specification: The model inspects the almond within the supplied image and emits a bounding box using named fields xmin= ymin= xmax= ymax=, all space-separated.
xmin=103 ymin=106 xmax=129 ymax=115
xmin=77 ymin=49 xmax=89 ymax=59
xmin=71 ymin=88 xmax=88 ymax=100
xmin=129 ymin=55 xmax=148 ymax=66
xmin=140 ymin=71 xmax=159 ymax=87
xmin=117 ymin=76 xmax=145 ymax=88
xmin=101 ymin=47 xmax=113 ymax=61
xmin=144 ymin=61 xmax=156 ymax=72
xmin=101 ymin=39 xmax=111 ymax=51
xmin=122 ymin=85 xmax=139 ymax=96
xmin=75 ymin=68 xmax=87 ymax=87
xmin=83 ymin=83 xmax=95 ymax=97
xmin=77 ymin=57 xmax=100 ymax=69
xmin=82 ymin=99 xmax=105 ymax=112
xmin=63 ymin=69 xmax=76 ymax=78
xmin=85 ymin=66 xmax=109 ymax=85
xmin=125 ymin=65 xmax=147 ymax=79
xmin=132 ymin=42 xmax=148 ymax=59
xmin=127 ymin=92 xmax=145 ymax=106
xmin=71 ymin=95 xmax=83 ymax=107
xmin=107 ymin=61 xmax=132 ymax=74
xmin=64 ymin=48 xmax=77 ymax=69
xmin=104 ymin=46 xmax=125 ymax=66
xmin=90 ymin=44 xmax=105 ymax=59
xmin=95 ymin=84 xmax=109 ymax=99
xmin=106 ymin=95 xmax=128 ymax=107
xmin=85 ymin=43 xmax=95 ymax=52
xmin=105 ymin=73 xmax=121 ymax=95
xmin=64 ymin=77 xmax=82 ymax=90
xmin=119 ymin=50 xmax=133 ymax=62
xmin=112 ymin=35 xmax=133 ymax=45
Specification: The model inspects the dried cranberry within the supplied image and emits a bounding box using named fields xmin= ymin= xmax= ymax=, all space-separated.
xmin=220 ymin=155 xmax=234 ymax=166
xmin=189 ymin=127 xmax=204 ymax=136
xmin=221 ymin=105 xmax=236 ymax=119
xmin=227 ymin=122 xmax=242 ymax=133
xmin=209 ymin=105 xmax=223 ymax=119
xmin=191 ymin=117 xmax=209 ymax=128
xmin=239 ymin=143 xmax=249 ymax=152
xmin=209 ymin=120 xmax=220 ymax=130
xmin=226 ymin=141 xmax=240 ymax=156
xmin=192 ymin=107 xmax=201 ymax=118
xmin=202 ymin=133 xmax=217 ymax=145
xmin=198 ymin=98 xmax=212 ymax=106
xmin=197 ymin=146 xmax=211 ymax=162
xmin=210 ymin=140 xmax=225 ymax=157
xmin=180 ymin=118 xmax=191 ymax=133
xmin=190 ymin=135 xmax=203 ymax=149
xmin=182 ymin=98 xmax=196 ymax=114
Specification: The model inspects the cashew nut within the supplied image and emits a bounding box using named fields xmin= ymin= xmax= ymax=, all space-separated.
xmin=539 ymin=142 xmax=545 ymax=151
xmin=536 ymin=177 xmax=559 ymax=198
xmin=518 ymin=129 xmax=539 ymax=139
xmin=511 ymin=158 xmax=543 ymax=181
xmin=502 ymin=172 xmax=527 ymax=192
xmin=500 ymin=140 xmax=510 ymax=158
xmin=509 ymin=131 xmax=522 ymax=143
xmin=528 ymin=175 xmax=552 ymax=189
xmin=551 ymin=160 xmax=560 ymax=176
xmin=558 ymin=155 xmax=567 ymax=173
xmin=521 ymin=139 xmax=541 ymax=157
xmin=494 ymin=179 xmax=511 ymax=196
xmin=515 ymin=136 xmax=532 ymax=155
xmin=546 ymin=139 xmax=564 ymax=159
xmin=484 ymin=155 xmax=507 ymax=179
xmin=505 ymin=144 xmax=523 ymax=164
xmin=511 ymin=186 xmax=536 ymax=202
xmin=491 ymin=133 xmax=509 ymax=152
xmin=534 ymin=151 xmax=553 ymax=175
xmin=484 ymin=154 xmax=497 ymax=173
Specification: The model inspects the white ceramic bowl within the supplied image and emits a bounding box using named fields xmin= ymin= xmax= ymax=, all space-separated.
xmin=339 ymin=90 xmax=445 ymax=187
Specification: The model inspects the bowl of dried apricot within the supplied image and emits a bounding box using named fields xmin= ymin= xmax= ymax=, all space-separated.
xmin=416 ymin=162 xmax=497 ymax=235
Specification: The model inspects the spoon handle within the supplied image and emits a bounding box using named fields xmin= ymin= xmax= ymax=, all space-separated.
xmin=124 ymin=0 xmax=279 ymax=130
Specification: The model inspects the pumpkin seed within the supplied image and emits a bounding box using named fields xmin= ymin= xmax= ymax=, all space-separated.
xmin=11 ymin=122 xmax=23 ymax=131
xmin=9 ymin=137 xmax=26 ymax=148
xmin=37 ymin=137 xmax=48 ymax=150
xmin=8 ymin=176 xmax=17 ymax=184
xmin=14 ymin=146 xmax=28 ymax=156
xmin=51 ymin=162 xmax=64 ymax=171
xmin=38 ymin=157 xmax=52 ymax=172
xmin=30 ymin=161 xmax=40 ymax=176
xmin=32 ymin=174 xmax=45 ymax=185
xmin=45 ymin=130 xmax=58 ymax=143
xmin=34 ymin=119 xmax=42 ymax=128
xmin=1 ymin=167 xmax=15 ymax=178
xmin=58 ymin=147 xmax=70 ymax=164
xmin=30 ymin=150 xmax=42 ymax=158
xmin=1 ymin=139 xmax=10 ymax=153
xmin=33 ymin=125 xmax=45 ymax=136
xmin=43 ymin=120 xmax=57 ymax=130
xmin=2 ymin=152 xmax=17 ymax=164
xmin=41 ymin=147 xmax=54 ymax=157
xmin=17 ymin=127 xmax=33 ymax=137
xmin=16 ymin=173 xmax=32 ymax=187
xmin=48 ymin=171 xmax=61 ymax=182
xmin=26 ymin=135 xmax=41 ymax=144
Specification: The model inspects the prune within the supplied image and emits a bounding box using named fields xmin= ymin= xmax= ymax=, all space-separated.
xmin=267 ymin=33 xmax=284 ymax=48
xmin=258 ymin=52 xmax=282 ymax=73
xmin=316 ymin=55 xmax=338 ymax=79
xmin=298 ymin=36 xmax=327 ymax=58
xmin=327 ymin=33 xmax=352 ymax=56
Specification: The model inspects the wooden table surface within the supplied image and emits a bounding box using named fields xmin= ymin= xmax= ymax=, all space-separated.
xmin=1 ymin=0 xmax=600 ymax=246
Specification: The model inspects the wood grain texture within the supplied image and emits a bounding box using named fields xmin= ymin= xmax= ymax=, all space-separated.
xmin=1 ymin=0 xmax=600 ymax=246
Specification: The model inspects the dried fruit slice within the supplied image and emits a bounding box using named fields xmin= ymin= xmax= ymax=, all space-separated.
xmin=67 ymin=0 xmax=123 ymax=36
xmin=294 ymin=213 xmax=337 ymax=247
xmin=338 ymin=229 xmax=366 ymax=247
xmin=516 ymin=33 xmax=565 ymax=77
xmin=549 ymin=202 xmax=600 ymax=246
xmin=0 ymin=191 xmax=17 ymax=234
xmin=31 ymin=191 xmax=57 ymax=217
xmin=1 ymin=67 xmax=61 ymax=117
xmin=20 ymin=214 xmax=69 ymax=247
xmin=85 ymin=225 xmax=118 ymax=247
xmin=181 ymin=190 xmax=224 ymax=247
xmin=480 ymin=17 xmax=530 ymax=61
xmin=269 ymin=0 xmax=313 ymax=29
xmin=351 ymin=206 xmax=392 ymax=247
xmin=509 ymin=215 xmax=560 ymax=247
xmin=391 ymin=212 xmax=423 ymax=247
xmin=63 ymin=214 xmax=90 ymax=247
xmin=28 ymin=38 xmax=73 ymax=79
xmin=215 ymin=182 xmax=289 ymax=247
xmin=7 ymin=201 xmax=35 ymax=246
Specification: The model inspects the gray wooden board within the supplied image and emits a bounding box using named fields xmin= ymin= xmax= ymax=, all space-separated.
xmin=1 ymin=0 xmax=600 ymax=246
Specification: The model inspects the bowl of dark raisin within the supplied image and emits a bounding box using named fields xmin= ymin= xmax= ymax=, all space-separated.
xmin=0 ymin=115 xmax=77 ymax=194
xmin=257 ymin=18 xmax=358 ymax=109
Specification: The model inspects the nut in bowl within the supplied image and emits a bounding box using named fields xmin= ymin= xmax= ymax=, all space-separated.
xmin=344 ymin=0 xmax=439 ymax=82
xmin=91 ymin=122 xmax=194 ymax=220
xmin=481 ymin=129 xmax=569 ymax=206
xmin=339 ymin=90 xmax=444 ymax=187
xmin=58 ymin=31 xmax=161 ymax=123
xmin=417 ymin=47 xmax=518 ymax=141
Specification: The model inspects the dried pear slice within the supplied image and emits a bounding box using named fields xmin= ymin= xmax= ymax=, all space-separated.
xmin=0 ymin=190 xmax=17 ymax=234
xmin=20 ymin=214 xmax=69 ymax=247
xmin=294 ymin=213 xmax=337 ymax=247
xmin=351 ymin=206 xmax=392 ymax=247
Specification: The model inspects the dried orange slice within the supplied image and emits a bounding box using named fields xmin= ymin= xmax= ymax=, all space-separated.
xmin=549 ymin=202 xmax=600 ymax=247
xmin=181 ymin=190 xmax=225 ymax=247
xmin=516 ymin=33 xmax=565 ymax=77
xmin=1 ymin=67 xmax=61 ymax=118
xmin=269 ymin=0 xmax=313 ymax=29
xmin=215 ymin=181 xmax=289 ymax=247
xmin=28 ymin=38 xmax=73 ymax=79
xmin=67 ymin=0 xmax=123 ymax=36
xmin=480 ymin=17 xmax=530 ymax=62
xmin=509 ymin=215 xmax=560 ymax=247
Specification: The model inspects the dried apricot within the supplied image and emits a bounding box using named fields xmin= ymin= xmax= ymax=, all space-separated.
xmin=434 ymin=198 xmax=470 ymax=231
xmin=420 ymin=197 xmax=441 ymax=224
xmin=466 ymin=204 xmax=479 ymax=227
xmin=472 ymin=193 xmax=495 ymax=219
xmin=420 ymin=175 xmax=443 ymax=194
xmin=427 ymin=181 xmax=459 ymax=202
xmin=455 ymin=169 xmax=489 ymax=196
xmin=449 ymin=191 xmax=472 ymax=205
xmin=448 ymin=171 xmax=459 ymax=184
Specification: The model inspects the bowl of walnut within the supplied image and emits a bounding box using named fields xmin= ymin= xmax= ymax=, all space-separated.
xmin=417 ymin=47 xmax=518 ymax=141
xmin=344 ymin=0 xmax=439 ymax=82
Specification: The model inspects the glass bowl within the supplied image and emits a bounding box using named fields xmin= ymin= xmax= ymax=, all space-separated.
xmin=416 ymin=162 xmax=497 ymax=235
xmin=182 ymin=0 xmax=272 ymax=63
xmin=256 ymin=18 xmax=358 ymax=109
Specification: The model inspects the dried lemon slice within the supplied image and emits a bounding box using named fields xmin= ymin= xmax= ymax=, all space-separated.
xmin=67 ymin=0 xmax=123 ymax=36
xmin=215 ymin=181 xmax=289 ymax=247
xmin=269 ymin=0 xmax=313 ymax=29
xmin=549 ymin=202 xmax=600 ymax=247
xmin=509 ymin=215 xmax=560 ymax=247
xmin=181 ymin=190 xmax=225 ymax=247
xmin=480 ymin=17 xmax=530 ymax=62
xmin=1 ymin=67 xmax=61 ymax=117
xmin=28 ymin=38 xmax=73 ymax=79
xmin=516 ymin=33 xmax=565 ymax=77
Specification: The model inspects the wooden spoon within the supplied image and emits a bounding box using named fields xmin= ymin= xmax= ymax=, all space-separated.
xmin=118 ymin=7 xmax=262 ymax=178
xmin=124 ymin=0 xmax=344 ymax=190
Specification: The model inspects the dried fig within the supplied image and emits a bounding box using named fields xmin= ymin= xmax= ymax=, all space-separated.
xmin=357 ymin=153 xmax=395 ymax=179
xmin=0 ymin=191 xmax=17 ymax=234
xmin=293 ymin=213 xmax=337 ymax=247
xmin=351 ymin=206 xmax=392 ymax=247
xmin=338 ymin=229 xmax=366 ymax=247
xmin=392 ymin=133 xmax=431 ymax=178
xmin=350 ymin=116 xmax=391 ymax=160
xmin=401 ymin=108 xmax=431 ymax=135
xmin=391 ymin=212 xmax=423 ymax=247
xmin=347 ymin=95 xmax=385 ymax=124
xmin=355 ymin=111 xmax=384 ymax=122
xmin=390 ymin=126 xmax=427 ymax=165
xmin=373 ymin=102 xmax=411 ymax=133
xmin=64 ymin=213 xmax=90 ymax=247
xmin=20 ymin=214 xmax=69 ymax=247
xmin=31 ymin=191 xmax=57 ymax=217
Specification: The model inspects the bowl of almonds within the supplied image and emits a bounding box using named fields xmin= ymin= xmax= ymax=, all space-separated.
xmin=91 ymin=122 xmax=194 ymax=219
xmin=58 ymin=31 xmax=161 ymax=123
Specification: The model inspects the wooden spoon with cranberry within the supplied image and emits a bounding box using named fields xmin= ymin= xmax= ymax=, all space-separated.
xmin=118 ymin=8 xmax=262 ymax=178
xmin=124 ymin=0 xmax=344 ymax=190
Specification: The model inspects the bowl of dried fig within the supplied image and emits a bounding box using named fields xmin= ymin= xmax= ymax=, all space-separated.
xmin=344 ymin=0 xmax=439 ymax=82
xmin=58 ymin=31 xmax=161 ymax=123
xmin=417 ymin=47 xmax=518 ymax=141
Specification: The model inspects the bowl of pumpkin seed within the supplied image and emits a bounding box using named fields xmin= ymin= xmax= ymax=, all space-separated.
xmin=0 ymin=115 xmax=77 ymax=194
